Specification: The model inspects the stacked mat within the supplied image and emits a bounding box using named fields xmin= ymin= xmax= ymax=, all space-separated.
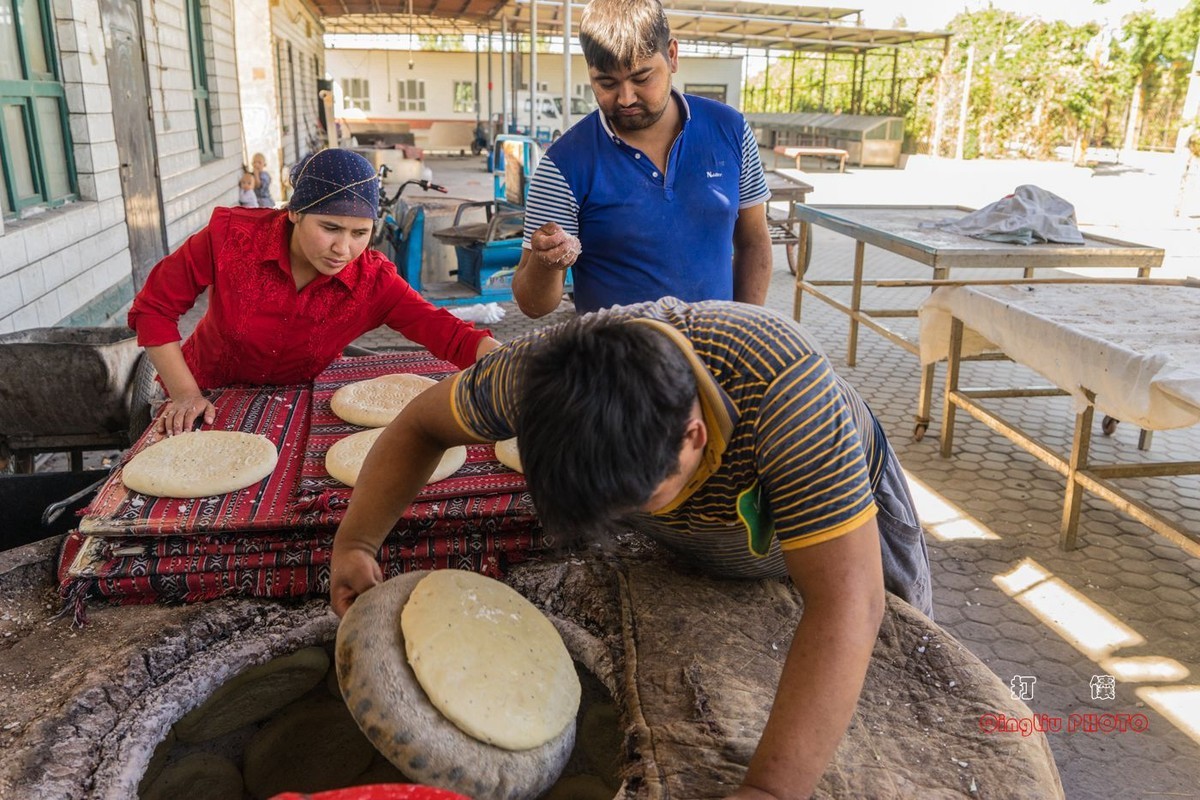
xmin=58 ymin=352 xmax=550 ymax=615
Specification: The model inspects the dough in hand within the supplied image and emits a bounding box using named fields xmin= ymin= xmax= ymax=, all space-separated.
xmin=325 ymin=427 xmax=466 ymax=487
xmin=402 ymin=570 xmax=581 ymax=751
xmin=494 ymin=437 xmax=523 ymax=473
xmin=121 ymin=431 xmax=278 ymax=498
xmin=331 ymin=373 xmax=437 ymax=428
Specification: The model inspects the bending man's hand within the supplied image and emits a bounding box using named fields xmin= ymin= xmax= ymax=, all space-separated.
xmin=157 ymin=394 xmax=216 ymax=436
xmin=529 ymin=222 xmax=581 ymax=271
xmin=330 ymin=545 xmax=384 ymax=618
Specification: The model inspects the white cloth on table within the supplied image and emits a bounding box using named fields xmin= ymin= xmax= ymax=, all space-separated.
xmin=918 ymin=283 xmax=1200 ymax=430
xmin=920 ymin=185 xmax=1085 ymax=246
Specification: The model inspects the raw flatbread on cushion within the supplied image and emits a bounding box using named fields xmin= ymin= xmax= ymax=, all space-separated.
xmin=121 ymin=431 xmax=278 ymax=498
xmin=325 ymin=427 xmax=466 ymax=488
xmin=494 ymin=437 xmax=523 ymax=473
xmin=331 ymin=373 xmax=437 ymax=428
xmin=401 ymin=570 xmax=581 ymax=751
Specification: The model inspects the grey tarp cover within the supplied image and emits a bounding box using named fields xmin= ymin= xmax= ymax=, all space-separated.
xmin=509 ymin=552 xmax=1064 ymax=800
xmin=924 ymin=185 xmax=1085 ymax=245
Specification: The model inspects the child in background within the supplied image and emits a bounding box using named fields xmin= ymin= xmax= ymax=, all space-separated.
xmin=237 ymin=172 xmax=259 ymax=208
xmin=252 ymin=152 xmax=275 ymax=208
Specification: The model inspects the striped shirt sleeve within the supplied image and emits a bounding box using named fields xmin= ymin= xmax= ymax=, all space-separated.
xmin=755 ymin=354 xmax=877 ymax=549
xmin=738 ymin=120 xmax=771 ymax=209
xmin=449 ymin=336 xmax=538 ymax=442
xmin=521 ymin=156 xmax=581 ymax=248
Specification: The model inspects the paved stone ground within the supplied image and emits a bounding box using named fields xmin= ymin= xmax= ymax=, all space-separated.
xmin=30 ymin=152 xmax=1199 ymax=797
xmin=355 ymin=154 xmax=1200 ymax=799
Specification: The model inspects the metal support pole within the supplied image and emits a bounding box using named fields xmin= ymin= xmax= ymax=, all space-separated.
xmin=563 ymin=0 xmax=573 ymax=131
xmin=788 ymin=49 xmax=796 ymax=112
xmin=530 ymin=1 xmax=539 ymax=137
xmin=764 ymin=45 xmax=771 ymax=112
xmin=819 ymin=50 xmax=829 ymax=111
xmin=955 ymin=45 xmax=975 ymax=160
xmin=487 ymin=27 xmax=494 ymax=139
xmin=500 ymin=16 xmax=508 ymax=133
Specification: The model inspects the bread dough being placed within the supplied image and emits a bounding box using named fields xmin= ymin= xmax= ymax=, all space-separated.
xmin=493 ymin=437 xmax=523 ymax=473
xmin=402 ymin=570 xmax=581 ymax=751
xmin=336 ymin=571 xmax=575 ymax=800
xmin=121 ymin=431 xmax=278 ymax=498
xmin=331 ymin=373 xmax=437 ymax=428
xmin=325 ymin=427 xmax=466 ymax=488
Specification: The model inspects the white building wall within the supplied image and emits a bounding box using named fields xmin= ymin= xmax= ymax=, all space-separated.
xmin=0 ymin=3 xmax=129 ymax=334
xmin=152 ymin=0 xmax=244 ymax=249
xmin=235 ymin=0 xmax=282 ymax=199
xmin=0 ymin=0 xmax=245 ymax=334
xmin=271 ymin=0 xmax=325 ymax=186
xmin=325 ymin=48 xmax=743 ymax=128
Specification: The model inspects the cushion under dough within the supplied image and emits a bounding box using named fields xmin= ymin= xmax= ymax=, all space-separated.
xmin=336 ymin=571 xmax=575 ymax=800
xmin=325 ymin=428 xmax=466 ymax=488
xmin=402 ymin=570 xmax=581 ymax=751
xmin=331 ymin=373 xmax=437 ymax=428
xmin=493 ymin=437 xmax=523 ymax=473
xmin=121 ymin=431 xmax=278 ymax=498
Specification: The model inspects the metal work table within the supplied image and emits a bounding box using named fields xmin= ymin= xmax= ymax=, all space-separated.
xmin=791 ymin=204 xmax=1165 ymax=438
xmin=925 ymin=283 xmax=1200 ymax=558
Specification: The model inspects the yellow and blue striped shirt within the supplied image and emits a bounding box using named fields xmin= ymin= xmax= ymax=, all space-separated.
xmin=451 ymin=299 xmax=884 ymax=564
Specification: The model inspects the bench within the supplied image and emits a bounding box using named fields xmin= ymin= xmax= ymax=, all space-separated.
xmin=773 ymin=145 xmax=848 ymax=172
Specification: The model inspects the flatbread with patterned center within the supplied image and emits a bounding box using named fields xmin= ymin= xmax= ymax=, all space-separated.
xmin=121 ymin=431 xmax=278 ymax=498
xmin=331 ymin=373 xmax=438 ymax=428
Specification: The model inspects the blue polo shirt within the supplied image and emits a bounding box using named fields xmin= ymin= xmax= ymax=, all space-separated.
xmin=522 ymin=91 xmax=770 ymax=313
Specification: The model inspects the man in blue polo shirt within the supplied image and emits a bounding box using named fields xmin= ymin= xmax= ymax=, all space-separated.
xmin=511 ymin=0 xmax=774 ymax=317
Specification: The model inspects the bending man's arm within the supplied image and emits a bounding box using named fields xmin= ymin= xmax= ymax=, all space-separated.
xmin=729 ymin=520 xmax=886 ymax=800
xmin=330 ymin=378 xmax=482 ymax=617
xmin=731 ymin=202 xmax=773 ymax=306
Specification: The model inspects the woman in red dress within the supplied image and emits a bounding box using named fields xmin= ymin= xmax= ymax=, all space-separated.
xmin=128 ymin=149 xmax=498 ymax=435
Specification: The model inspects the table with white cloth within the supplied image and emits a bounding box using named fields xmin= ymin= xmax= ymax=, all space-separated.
xmin=919 ymin=282 xmax=1200 ymax=556
xmin=791 ymin=204 xmax=1165 ymax=438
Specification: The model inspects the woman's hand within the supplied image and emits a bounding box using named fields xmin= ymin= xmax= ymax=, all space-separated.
xmin=330 ymin=547 xmax=384 ymax=618
xmin=156 ymin=394 xmax=216 ymax=437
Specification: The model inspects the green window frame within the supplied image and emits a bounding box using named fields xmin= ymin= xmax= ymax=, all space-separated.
xmin=0 ymin=0 xmax=78 ymax=217
xmin=184 ymin=0 xmax=214 ymax=159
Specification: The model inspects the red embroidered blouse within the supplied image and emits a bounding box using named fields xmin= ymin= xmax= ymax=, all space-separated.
xmin=128 ymin=207 xmax=490 ymax=390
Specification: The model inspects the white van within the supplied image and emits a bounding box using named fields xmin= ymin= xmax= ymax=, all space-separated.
xmin=513 ymin=93 xmax=597 ymax=142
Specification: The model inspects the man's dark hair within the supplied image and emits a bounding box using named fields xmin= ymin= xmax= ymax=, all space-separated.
xmin=516 ymin=315 xmax=697 ymax=538
xmin=579 ymin=0 xmax=672 ymax=74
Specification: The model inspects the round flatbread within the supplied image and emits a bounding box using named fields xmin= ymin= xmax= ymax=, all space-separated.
xmin=494 ymin=437 xmax=522 ymax=473
xmin=121 ymin=431 xmax=278 ymax=498
xmin=330 ymin=373 xmax=437 ymax=428
xmin=325 ymin=428 xmax=466 ymax=488
xmin=336 ymin=572 xmax=574 ymax=800
xmin=402 ymin=570 xmax=581 ymax=751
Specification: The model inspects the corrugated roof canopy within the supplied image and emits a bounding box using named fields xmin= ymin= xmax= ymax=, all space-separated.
xmin=320 ymin=0 xmax=950 ymax=53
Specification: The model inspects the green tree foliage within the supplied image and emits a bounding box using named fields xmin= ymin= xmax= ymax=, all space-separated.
xmin=742 ymin=1 xmax=1200 ymax=158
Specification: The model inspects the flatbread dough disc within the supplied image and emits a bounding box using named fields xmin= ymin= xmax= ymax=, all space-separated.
xmin=121 ymin=431 xmax=278 ymax=498
xmin=331 ymin=373 xmax=437 ymax=428
xmin=325 ymin=428 xmax=466 ymax=488
xmin=493 ymin=437 xmax=523 ymax=473
xmin=402 ymin=570 xmax=581 ymax=751
xmin=336 ymin=572 xmax=574 ymax=800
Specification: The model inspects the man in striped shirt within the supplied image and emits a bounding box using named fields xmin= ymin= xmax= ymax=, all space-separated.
xmin=512 ymin=0 xmax=774 ymax=318
xmin=332 ymin=299 xmax=932 ymax=800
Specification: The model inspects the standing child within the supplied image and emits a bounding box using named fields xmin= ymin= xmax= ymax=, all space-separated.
xmin=237 ymin=171 xmax=259 ymax=208
xmin=252 ymin=152 xmax=275 ymax=208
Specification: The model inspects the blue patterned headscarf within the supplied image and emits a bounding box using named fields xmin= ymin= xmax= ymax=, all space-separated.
xmin=287 ymin=149 xmax=379 ymax=218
